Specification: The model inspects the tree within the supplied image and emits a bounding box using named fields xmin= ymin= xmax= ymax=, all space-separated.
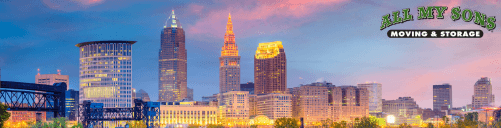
xmin=354 ymin=116 xmax=378 ymax=128
xmin=274 ymin=117 xmax=300 ymax=128
xmin=332 ymin=121 xmax=348 ymax=128
xmin=398 ymin=123 xmax=411 ymax=128
xmin=426 ymin=123 xmax=434 ymax=128
xmin=321 ymin=118 xmax=333 ymax=128
xmin=0 ymin=103 xmax=10 ymax=128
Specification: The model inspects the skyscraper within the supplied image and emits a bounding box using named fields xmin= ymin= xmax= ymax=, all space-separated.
xmin=357 ymin=82 xmax=382 ymax=113
xmin=76 ymin=41 xmax=135 ymax=108
xmin=187 ymin=87 xmax=193 ymax=101
xmin=254 ymin=41 xmax=286 ymax=95
xmin=433 ymin=84 xmax=452 ymax=111
xmin=136 ymin=89 xmax=151 ymax=102
xmin=159 ymin=10 xmax=187 ymax=102
xmin=65 ymin=89 xmax=79 ymax=121
xmin=219 ymin=13 xmax=241 ymax=93
xmin=472 ymin=77 xmax=495 ymax=109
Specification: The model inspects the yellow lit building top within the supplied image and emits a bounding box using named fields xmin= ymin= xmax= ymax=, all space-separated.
xmin=221 ymin=13 xmax=239 ymax=57
xmin=255 ymin=41 xmax=284 ymax=59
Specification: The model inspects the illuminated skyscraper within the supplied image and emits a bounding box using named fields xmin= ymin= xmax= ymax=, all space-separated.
xmin=159 ymin=10 xmax=187 ymax=102
xmin=76 ymin=41 xmax=134 ymax=108
xmin=472 ymin=77 xmax=495 ymax=109
xmin=254 ymin=41 xmax=286 ymax=94
xmin=220 ymin=13 xmax=241 ymax=93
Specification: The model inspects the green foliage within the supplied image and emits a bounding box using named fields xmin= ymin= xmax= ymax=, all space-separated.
xmin=427 ymin=123 xmax=434 ymax=128
xmin=331 ymin=121 xmax=348 ymax=128
xmin=126 ymin=121 xmax=147 ymax=128
xmin=454 ymin=113 xmax=479 ymax=128
xmin=321 ymin=118 xmax=333 ymax=128
xmin=398 ymin=123 xmax=411 ymax=128
xmin=0 ymin=103 xmax=10 ymax=128
xmin=70 ymin=123 xmax=84 ymax=128
xmin=274 ymin=117 xmax=300 ymax=128
xmin=354 ymin=116 xmax=378 ymax=128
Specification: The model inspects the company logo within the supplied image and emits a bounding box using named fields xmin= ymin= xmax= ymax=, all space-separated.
xmin=381 ymin=6 xmax=496 ymax=38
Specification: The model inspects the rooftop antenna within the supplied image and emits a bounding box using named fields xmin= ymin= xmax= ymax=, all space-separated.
xmin=37 ymin=68 xmax=40 ymax=75
xmin=57 ymin=69 xmax=61 ymax=75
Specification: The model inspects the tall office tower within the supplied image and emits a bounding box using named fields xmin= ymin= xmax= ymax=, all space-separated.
xmin=65 ymin=89 xmax=79 ymax=121
xmin=254 ymin=41 xmax=286 ymax=95
xmin=219 ymin=13 xmax=241 ymax=93
xmin=36 ymin=69 xmax=69 ymax=90
xmin=433 ymin=84 xmax=452 ymax=111
xmin=472 ymin=77 xmax=495 ymax=109
xmin=159 ymin=10 xmax=187 ymax=102
xmin=240 ymin=82 xmax=254 ymax=94
xmin=76 ymin=41 xmax=135 ymax=108
xmin=357 ymin=82 xmax=382 ymax=113
xmin=187 ymin=87 xmax=193 ymax=101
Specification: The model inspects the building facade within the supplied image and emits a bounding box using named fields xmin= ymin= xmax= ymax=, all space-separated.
xmin=217 ymin=91 xmax=249 ymax=126
xmin=65 ymin=89 xmax=79 ymax=121
xmin=254 ymin=41 xmax=286 ymax=95
xmin=219 ymin=13 xmax=241 ymax=93
xmin=357 ymin=82 xmax=382 ymax=113
xmin=472 ymin=77 xmax=495 ymax=109
xmin=433 ymin=84 xmax=452 ymax=111
xmin=382 ymin=97 xmax=421 ymax=124
xmin=240 ymin=82 xmax=254 ymax=94
xmin=76 ymin=41 xmax=134 ymax=108
xmin=292 ymin=84 xmax=330 ymax=125
xmin=187 ymin=87 xmax=194 ymax=101
xmin=159 ymin=101 xmax=218 ymax=127
xmin=292 ymin=83 xmax=370 ymax=125
xmin=331 ymin=86 xmax=370 ymax=122
xmin=136 ymin=89 xmax=151 ymax=102
xmin=36 ymin=70 xmax=70 ymax=120
xmin=36 ymin=70 xmax=69 ymax=90
xmin=159 ymin=10 xmax=187 ymax=102
xmin=256 ymin=93 xmax=292 ymax=120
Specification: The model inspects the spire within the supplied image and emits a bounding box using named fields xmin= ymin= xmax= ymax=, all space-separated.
xmin=164 ymin=9 xmax=182 ymax=28
xmin=222 ymin=13 xmax=238 ymax=57
xmin=226 ymin=13 xmax=233 ymax=35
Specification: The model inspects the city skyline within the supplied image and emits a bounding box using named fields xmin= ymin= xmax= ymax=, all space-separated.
xmin=1 ymin=0 xmax=501 ymax=109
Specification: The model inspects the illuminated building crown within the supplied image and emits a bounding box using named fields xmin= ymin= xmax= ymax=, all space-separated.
xmin=255 ymin=41 xmax=284 ymax=59
xmin=164 ymin=10 xmax=182 ymax=28
xmin=221 ymin=13 xmax=238 ymax=56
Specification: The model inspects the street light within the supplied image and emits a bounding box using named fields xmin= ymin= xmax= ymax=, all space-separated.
xmin=481 ymin=106 xmax=500 ymax=128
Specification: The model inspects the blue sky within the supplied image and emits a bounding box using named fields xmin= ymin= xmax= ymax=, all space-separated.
xmin=1 ymin=0 xmax=500 ymax=108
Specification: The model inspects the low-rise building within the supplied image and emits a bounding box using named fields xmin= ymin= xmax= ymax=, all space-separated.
xmin=159 ymin=101 xmax=218 ymax=126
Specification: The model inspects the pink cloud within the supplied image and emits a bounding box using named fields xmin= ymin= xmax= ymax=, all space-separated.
xmin=184 ymin=0 xmax=350 ymax=39
xmin=188 ymin=4 xmax=205 ymax=14
xmin=361 ymin=26 xmax=501 ymax=108
xmin=42 ymin=0 xmax=105 ymax=11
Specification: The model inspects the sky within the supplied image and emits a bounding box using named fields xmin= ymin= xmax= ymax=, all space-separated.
xmin=0 ymin=0 xmax=500 ymax=109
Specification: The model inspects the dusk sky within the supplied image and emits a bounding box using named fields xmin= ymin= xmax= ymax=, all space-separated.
xmin=0 ymin=0 xmax=500 ymax=109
